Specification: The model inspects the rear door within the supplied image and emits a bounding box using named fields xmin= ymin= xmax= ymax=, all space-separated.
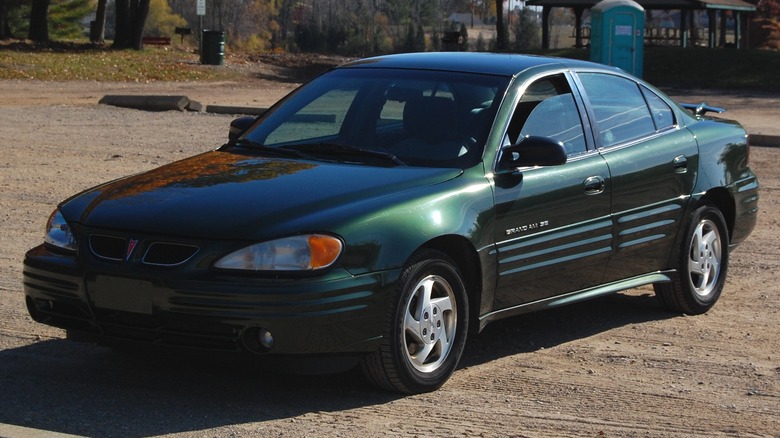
xmin=574 ymin=72 xmax=698 ymax=281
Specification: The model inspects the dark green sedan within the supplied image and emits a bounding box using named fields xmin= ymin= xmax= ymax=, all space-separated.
xmin=24 ymin=52 xmax=759 ymax=393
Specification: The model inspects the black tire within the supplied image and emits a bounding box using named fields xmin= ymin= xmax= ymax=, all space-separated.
xmin=654 ymin=204 xmax=729 ymax=315
xmin=360 ymin=249 xmax=469 ymax=393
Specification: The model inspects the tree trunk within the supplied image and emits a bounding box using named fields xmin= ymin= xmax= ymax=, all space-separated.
xmin=28 ymin=0 xmax=50 ymax=42
xmin=0 ymin=0 xmax=13 ymax=39
xmin=130 ymin=0 xmax=150 ymax=49
xmin=495 ymin=0 xmax=506 ymax=51
xmin=113 ymin=0 xmax=130 ymax=48
xmin=90 ymin=0 xmax=108 ymax=43
xmin=113 ymin=0 xmax=150 ymax=50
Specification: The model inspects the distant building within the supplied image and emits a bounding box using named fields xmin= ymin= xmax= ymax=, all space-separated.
xmin=448 ymin=13 xmax=484 ymax=27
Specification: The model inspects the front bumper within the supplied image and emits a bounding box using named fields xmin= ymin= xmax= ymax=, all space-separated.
xmin=23 ymin=244 xmax=399 ymax=355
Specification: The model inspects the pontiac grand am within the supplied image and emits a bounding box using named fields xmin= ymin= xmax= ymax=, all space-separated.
xmin=24 ymin=52 xmax=759 ymax=393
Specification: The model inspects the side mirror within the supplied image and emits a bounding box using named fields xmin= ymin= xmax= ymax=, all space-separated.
xmin=497 ymin=136 xmax=567 ymax=173
xmin=228 ymin=116 xmax=256 ymax=141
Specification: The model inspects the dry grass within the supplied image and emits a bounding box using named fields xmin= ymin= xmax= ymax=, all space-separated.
xmin=0 ymin=40 xmax=236 ymax=82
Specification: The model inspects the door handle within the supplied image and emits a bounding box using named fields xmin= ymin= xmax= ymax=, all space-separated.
xmin=583 ymin=176 xmax=605 ymax=195
xmin=673 ymin=155 xmax=688 ymax=173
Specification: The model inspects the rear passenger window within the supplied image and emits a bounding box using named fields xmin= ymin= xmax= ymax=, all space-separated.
xmin=641 ymin=86 xmax=675 ymax=131
xmin=578 ymin=73 xmax=655 ymax=147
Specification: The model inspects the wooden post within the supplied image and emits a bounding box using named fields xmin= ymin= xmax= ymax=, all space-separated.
xmin=574 ymin=6 xmax=585 ymax=48
xmin=708 ymin=9 xmax=716 ymax=48
xmin=542 ymin=6 xmax=551 ymax=49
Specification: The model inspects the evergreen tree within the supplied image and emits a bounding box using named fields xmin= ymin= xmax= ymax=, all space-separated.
xmin=0 ymin=0 xmax=26 ymax=39
xmin=49 ymin=0 xmax=94 ymax=39
xmin=459 ymin=22 xmax=468 ymax=51
xmin=512 ymin=7 xmax=540 ymax=51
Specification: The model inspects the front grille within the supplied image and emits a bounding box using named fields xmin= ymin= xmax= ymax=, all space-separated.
xmin=89 ymin=234 xmax=127 ymax=261
xmin=142 ymin=242 xmax=199 ymax=266
xmin=89 ymin=234 xmax=199 ymax=267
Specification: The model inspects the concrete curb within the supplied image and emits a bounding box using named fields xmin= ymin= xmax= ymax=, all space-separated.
xmin=205 ymin=105 xmax=267 ymax=115
xmin=749 ymin=134 xmax=780 ymax=148
xmin=98 ymin=95 xmax=201 ymax=112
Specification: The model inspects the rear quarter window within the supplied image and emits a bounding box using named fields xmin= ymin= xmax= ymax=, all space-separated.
xmin=641 ymin=86 xmax=675 ymax=131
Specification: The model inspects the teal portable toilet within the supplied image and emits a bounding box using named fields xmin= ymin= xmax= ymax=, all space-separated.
xmin=589 ymin=0 xmax=645 ymax=77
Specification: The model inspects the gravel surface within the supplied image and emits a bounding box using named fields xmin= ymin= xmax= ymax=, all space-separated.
xmin=0 ymin=78 xmax=778 ymax=437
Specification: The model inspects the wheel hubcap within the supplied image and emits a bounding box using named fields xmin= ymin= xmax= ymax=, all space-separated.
xmin=688 ymin=218 xmax=722 ymax=298
xmin=403 ymin=274 xmax=457 ymax=373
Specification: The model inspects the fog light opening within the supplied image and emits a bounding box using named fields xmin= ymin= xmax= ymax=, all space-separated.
xmin=25 ymin=296 xmax=52 ymax=322
xmin=242 ymin=327 xmax=275 ymax=353
xmin=25 ymin=296 xmax=40 ymax=320
xmin=258 ymin=328 xmax=274 ymax=351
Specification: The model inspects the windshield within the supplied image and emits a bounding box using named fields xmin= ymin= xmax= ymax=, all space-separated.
xmin=240 ymin=68 xmax=509 ymax=168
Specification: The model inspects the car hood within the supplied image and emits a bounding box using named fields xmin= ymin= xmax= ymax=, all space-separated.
xmin=60 ymin=150 xmax=462 ymax=240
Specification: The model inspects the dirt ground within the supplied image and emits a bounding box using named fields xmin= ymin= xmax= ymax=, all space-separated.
xmin=0 ymin=71 xmax=778 ymax=437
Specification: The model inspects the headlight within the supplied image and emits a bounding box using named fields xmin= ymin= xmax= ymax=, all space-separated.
xmin=214 ymin=234 xmax=343 ymax=271
xmin=44 ymin=209 xmax=77 ymax=252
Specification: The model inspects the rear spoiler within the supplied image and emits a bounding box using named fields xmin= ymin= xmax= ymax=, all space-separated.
xmin=681 ymin=102 xmax=726 ymax=116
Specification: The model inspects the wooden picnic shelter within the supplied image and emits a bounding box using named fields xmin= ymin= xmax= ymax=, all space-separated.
xmin=525 ymin=0 xmax=757 ymax=49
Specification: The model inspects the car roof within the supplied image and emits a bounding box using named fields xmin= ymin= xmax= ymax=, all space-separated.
xmin=339 ymin=52 xmax=611 ymax=77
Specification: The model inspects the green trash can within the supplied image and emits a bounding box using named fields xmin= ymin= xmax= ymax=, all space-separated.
xmin=200 ymin=30 xmax=225 ymax=66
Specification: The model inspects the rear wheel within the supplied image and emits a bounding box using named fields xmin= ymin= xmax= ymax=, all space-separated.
xmin=361 ymin=249 xmax=469 ymax=393
xmin=655 ymin=204 xmax=729 ymax=314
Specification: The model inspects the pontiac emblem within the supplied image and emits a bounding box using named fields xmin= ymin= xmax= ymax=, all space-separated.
xmin=126 ymin=239 xmax=139 ymax=261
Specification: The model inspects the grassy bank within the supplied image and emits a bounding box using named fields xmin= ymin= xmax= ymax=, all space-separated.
xmin=0 ymin=41 xmax=232 ymax=82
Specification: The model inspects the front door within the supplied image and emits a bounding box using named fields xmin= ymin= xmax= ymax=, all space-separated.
xmin=491 ymin=73 xmax=613 ymax=310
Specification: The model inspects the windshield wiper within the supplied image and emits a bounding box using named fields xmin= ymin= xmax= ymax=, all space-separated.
xmin=282 ymin=143 xmax=406 ymax=166
xmin=229 ymin=139 xmax=312 ymax=159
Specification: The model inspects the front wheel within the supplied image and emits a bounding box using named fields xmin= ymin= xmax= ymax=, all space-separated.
xmin=361 ymin=249 xmax=469 ymax=393
xmin=654 ymin=204 xmax=729 ymax=314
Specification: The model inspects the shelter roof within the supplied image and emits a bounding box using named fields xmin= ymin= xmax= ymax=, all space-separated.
xmin=526 ymin=0 xmax=756 ymax=11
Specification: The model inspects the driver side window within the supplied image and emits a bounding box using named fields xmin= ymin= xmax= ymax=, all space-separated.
xmin=506 ymin=75 xmax=587 ymax=156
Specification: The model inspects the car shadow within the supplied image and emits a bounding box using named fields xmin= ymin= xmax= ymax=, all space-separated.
xmin=0 ymin=338 xmax=392 ymax=437
xmin=0 ymin=290 xmax=675 ymax=437
xmin=461 ymin=289 xmax=676 ymax=367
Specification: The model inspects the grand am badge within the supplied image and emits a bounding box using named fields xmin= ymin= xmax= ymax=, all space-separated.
xmin=506 ymin=220 xmax=549 ymax=236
